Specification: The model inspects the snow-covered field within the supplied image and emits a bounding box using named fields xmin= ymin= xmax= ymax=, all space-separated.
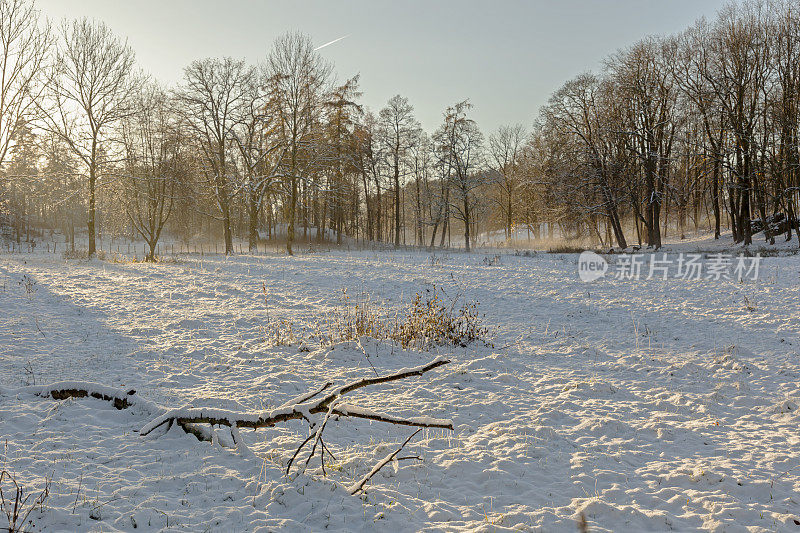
xmin=1 ymin=243 xmax=799 ymax=531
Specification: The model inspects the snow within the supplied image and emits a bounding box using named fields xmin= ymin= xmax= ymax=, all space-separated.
xmin=0 ymin=236 xmax=799 ymax=531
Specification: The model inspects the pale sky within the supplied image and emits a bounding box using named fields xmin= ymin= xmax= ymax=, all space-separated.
xmin=37 ymin=0 xmax=729 ymax=133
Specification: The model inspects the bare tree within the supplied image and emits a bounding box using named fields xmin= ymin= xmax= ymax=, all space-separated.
xmin=323 ymin=75 xmax=362 ymax=244
xmin=436 ymin=100 xmax=484 ymax=252
xmin=120 ymin=83 xmax=183 ymax=261
xmin=353 ymin=111 xmax=383 ymax=242
xmin=541 ymin=75 xmax=628 ymax=248
xmin=769 ymin=0 xmax=800 ymax=242
xmin=610 ymin=37 xmax=678 ymax=249
xmin=702 ymin=3 xmax=771 ymax=245
xmin=488 ymin=124 xmax=526 ymax=240
xmin=267 ymin=32 xmax=331 ymax=255
xmin=672 ymin=21 xmax=727 ymax=240
xmin=0 ymin=0 xmax=50 ymax=243
xmin=0 ymin=0 xmax=51 ymax=170
xmin=231 ymin=66 xmax=285 ymax=252
xmin=378 ymin=95 xmax=420 ymax=247
xmin=177 ymin=57 xmax=252 ymax=255
xmin=409 ymin=130 xmax=432 ymax=245
xmin=39 ymin=18 xmax=137 ymax=256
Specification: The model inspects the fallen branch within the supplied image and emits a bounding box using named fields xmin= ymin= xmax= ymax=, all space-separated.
xmin=347 ymin=429 xmax=422 ymax=495
xmin=48 ymin=388 xmax=134 ymax=410
xmin=140 ymin=357 xmax=451 ymax=436
xmin=178 ymin=422 xmax=215 ymax=444
xmin=2 ymin=359 xmax=454 ymax=498
xmin=1 ymin=381 xmax=154 ymax=412
xmin=332 ymin=404 xmax=452 ymax=430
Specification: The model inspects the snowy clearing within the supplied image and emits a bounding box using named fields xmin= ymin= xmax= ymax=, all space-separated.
xmin=1 ymin=246 xmax=799 ymax=531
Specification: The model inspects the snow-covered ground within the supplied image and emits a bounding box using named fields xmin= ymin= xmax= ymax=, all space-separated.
xmin=0 ymin=240 xmax=799 ymax=531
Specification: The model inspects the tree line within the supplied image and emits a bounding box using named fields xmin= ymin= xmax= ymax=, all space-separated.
xmin=533 ymin=0 xmax=800 ymax=249
xmin=1 ymin=0 xmax=798 ymax=259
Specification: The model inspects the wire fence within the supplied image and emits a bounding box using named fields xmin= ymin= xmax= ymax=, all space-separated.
xmin=0 ymin=237 xmax=478 ymax=260
xmin=0 ymin=238 xmax=285 ymax=260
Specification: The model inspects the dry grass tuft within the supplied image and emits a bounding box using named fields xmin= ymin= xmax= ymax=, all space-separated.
xmin=264 ymin=286 xmax=492 ymax=350
xmin=0 ymin=470 xmax=50 ymax=533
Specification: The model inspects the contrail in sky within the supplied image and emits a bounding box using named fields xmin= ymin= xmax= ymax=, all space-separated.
xmin=314 ymin=34 xmax=350 ymax=51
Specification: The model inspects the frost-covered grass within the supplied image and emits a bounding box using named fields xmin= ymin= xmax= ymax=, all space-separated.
xmin=0 ymin=242 xmax=799 ymax=531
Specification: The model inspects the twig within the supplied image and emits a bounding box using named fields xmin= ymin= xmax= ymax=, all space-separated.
xmin=280 ymin=382 xmax=333 ymax=408
xmin=356 ymin=339 xmax=379 ymax=377
xmin=318 ymin=437 xmax=327 ymax=476
xmin=286 ymin=433 xmax=316 ymax=476
xmin=33 ymin=317 xmax=46 ymax=337
xmin=301 ymin=400 xmax=340 ymax=475
xmin=0 ymin=470 xmax=50 ymax=532
xmin=321 ymin=439 xmax=337 ymax=461
xmin=347 ymin=429 xmax=422 ymax=495
xmin=72 ymin=472 xmax=83 ymax=514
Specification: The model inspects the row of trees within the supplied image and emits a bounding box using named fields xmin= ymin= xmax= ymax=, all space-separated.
xmin=532 ymin=0 xmax=800 ymax=248
xmin=0 ymin=0 xmax=503 ymax=257
xmin=1 ymin=0 xmax=798 ymax=258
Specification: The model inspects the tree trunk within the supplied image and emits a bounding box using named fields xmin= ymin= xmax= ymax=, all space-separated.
xmin=394 ymin=152 xmax=400 ymax=247
xmin=287 ymin=176 xmax=297 ymax=255
xmin=88 ymin=140 xmax=97 ymax=257
xmin=507 ymin=195 xmax=513 ymax=240
xmin=463 ymin=196 xmax=471 ymax=252
xmin=248 ymin=194 xmax=259 ymax=252
xmin=712 ymin=159 xmax=721 ymax=239
xmin=222 ymin=203 xmax=233 ymax=255
xmin=361 ymin=170 xmax=373 ymax=241
xmin=375 ymin=175 xmax=382 ymax=242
